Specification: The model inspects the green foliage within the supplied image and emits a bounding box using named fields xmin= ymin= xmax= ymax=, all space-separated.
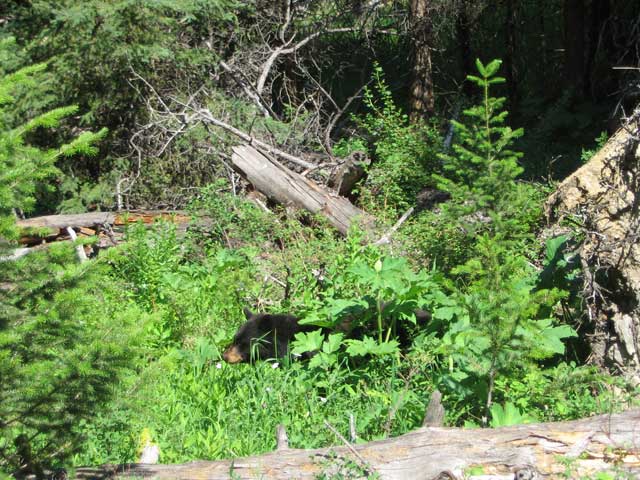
xmin=73 ymin=345 xmax=436 ymax=465
xmin=355 ymin=63 xmax=441 ymax=216
xmin=494 ymin=362 xmax=640 ymax=423
xmin=66 ymin=216 xmax=635 ymax=468
xmin=0 ymin=38 xmax=107 ymax=242
xmin=188 ymin=180 xmax=281 ymax=248
xmin=0 ymin=246 xmax=146 ymax=475
xmin=581 ymin=130 xmax=609 ymax=163
xmin=434 ymin=59 xmax=529 ymax=241
xmin=403 ymin=59 xmax=545 ymax=271
xmin=488 ymin=402 xmax=536 ymax=427
xmin=293 ymin=249 xmax=447 ymax=364
xmin=11 ymin=0 xmax=246 ymax=129
xmin=107 ymin=220 xmax=257 ymax=348
xmin=435 ymin=235 xmax=575 ymax=418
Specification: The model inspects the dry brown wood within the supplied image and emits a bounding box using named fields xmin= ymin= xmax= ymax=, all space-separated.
xmin=75 ymin=409 xmax=640 ymax=479
xmin=16 ymin=211 xmax=191 ymax=231
xmin=544 ymin=112 xmax=640 ymax=383
xmin=231 ymin=145 xmax=375 ymax=236
xmin=5 ymin=211 xmax=194 ymax=260
xmin=17 ymin=212 xmax=116 ymax=230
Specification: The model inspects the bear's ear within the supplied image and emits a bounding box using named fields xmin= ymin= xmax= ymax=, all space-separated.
xmin=243 ymin=307 xmax=254 ymax=320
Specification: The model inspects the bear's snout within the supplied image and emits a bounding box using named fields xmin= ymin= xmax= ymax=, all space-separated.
xmin=222 ymin=345 xmax=245 ymax=364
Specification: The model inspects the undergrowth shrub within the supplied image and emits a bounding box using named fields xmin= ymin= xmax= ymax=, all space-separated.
xmin=0 ymin=245 xmax=147 ymax=475
xmin=75 ymin=345 xmax=438 ymax=464
xmin=354 ymin=63 xmax=441 ymax=219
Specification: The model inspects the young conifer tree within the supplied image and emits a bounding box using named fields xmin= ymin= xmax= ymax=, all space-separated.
xmin=434 ymin=59 xmax=525 ymax=239
xmin=0 ymin=36 xmax=107 ymax=244
xmin=0 ymin=38 xmax=141 ymax=476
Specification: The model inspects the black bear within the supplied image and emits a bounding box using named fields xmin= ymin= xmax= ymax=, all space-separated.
xmin=222 ymin=305 xmax=432 ymax=364
xmin=222 ymin=307 xmax=314 ymax=363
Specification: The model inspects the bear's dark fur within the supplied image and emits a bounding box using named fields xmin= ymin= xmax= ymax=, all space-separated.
xmin=223 ymin=305 xmax=433 ymax=364
xmin=222 ymin=307 xmax=314 ymax=363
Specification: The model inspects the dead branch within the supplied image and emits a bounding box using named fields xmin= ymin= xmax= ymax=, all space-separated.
xmin=374 ymin=207 xmax=415 ymax=246
xmin=219 ymin=60 xmax=274 ymax=118
xmin=256 ymin=27 xmax=358 ymax=96
xmin=194 ymin=108 xmax=315 ymax=169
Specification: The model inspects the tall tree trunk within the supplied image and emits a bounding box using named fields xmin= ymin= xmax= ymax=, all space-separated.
xmin=563 ymin=0 xmax=585 ymax=98
xmin=456 ymin=0 xmax=473 ymax=97
xmin=537 ymin=2 xmax=548 ymax=95
xmin=409 ymin=0 xmax=435 ymax=123
xmin=504 ymin=0 xmax=517 ymax=107
xmin=584 ymin=0 xmax=611 ymax=98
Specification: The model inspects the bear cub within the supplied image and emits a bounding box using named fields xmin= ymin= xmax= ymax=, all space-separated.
xmin=222 ymin=307 xmax=314 ymax=363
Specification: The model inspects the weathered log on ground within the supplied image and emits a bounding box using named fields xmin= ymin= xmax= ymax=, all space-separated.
xmin=1 ymin=211 xmax=193 ymax=260
xmin=545 ymin=111 xmax=640 ymax=383
xmin=75 ymin=409 xmax=640 ymax=479
xmin=231 ymin=145 xmax=375 ymax=236
xmin=16 ymin=211 xmax=190 ymax=231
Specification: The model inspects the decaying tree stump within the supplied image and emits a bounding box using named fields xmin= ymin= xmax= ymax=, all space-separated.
xmin=75 ymin=409 xmax=640 ymax=479
xmin=545 ymin=112 xmax=640 ymax=383
xmin=231 ymin=145 xmax=375 ymax=236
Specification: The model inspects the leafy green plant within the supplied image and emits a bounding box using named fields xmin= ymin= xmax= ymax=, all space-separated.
xmin=188 ymin=180 xmax=281 ymax=249
xmin=294 ymin=253 xmax=446 ymax=364
xmin=355 ymin=63 xmax=441 ymax=216
xmin=488 ymin=402 xmax=537 ymax=427
xmin=435 ymin=235 xmax=575 ymax=422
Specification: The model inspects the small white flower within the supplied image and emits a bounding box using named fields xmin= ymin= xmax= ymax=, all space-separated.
xmin=216 ymin=363 xmax=222 ymax=369
xmin=319 ymin=396 xmax=327 ymax=404
xmin=265 ymin=387 xmax=272 ymax=393
xmin=271 ymin=362 xmax=279 ymax=369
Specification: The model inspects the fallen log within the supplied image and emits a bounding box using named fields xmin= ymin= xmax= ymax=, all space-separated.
xmin=1 ymin=211 xmax=193 ymax=261
xmin=231 ymin=145 xmax=376 ymax=236
xmin=16 ymin=211 xmax=190 ymax=231
xmin=75 ymin=409 xmax=640 ymax=479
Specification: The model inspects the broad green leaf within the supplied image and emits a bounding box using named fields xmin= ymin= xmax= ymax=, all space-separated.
xmin=545 ymin=235 xmax=569 ymax=263
xmin=322 ymin=333 xmax=344 ymax=354
xmin=291 ymin=329 xmax=324 ymax=355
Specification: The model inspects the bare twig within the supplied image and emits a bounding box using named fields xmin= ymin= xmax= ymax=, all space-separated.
xmin=195 ymin=107 xmax=316 ymax=169
xmin=66 ymin=227 xmax=87 ymax=263
xmin=256 ymin=28 xmax=357 ymax=96
xmin=220 ymin=60 xmax=274 ymax=118
xmin=374 ymin=207 xmax=415 ymax=245
xmin=324 ymin=420 xmax=376 ymax=475
xmin=324 ymin=80 xmax=371 ymax=155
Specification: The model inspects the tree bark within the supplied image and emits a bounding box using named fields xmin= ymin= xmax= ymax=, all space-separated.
xmin=545 ymin=112 xmax=640 ymax=382
xmin=584 ymin=0 xmax=611 ymax=99
xmin=563 ymin=0 xmax=585 ymax=97
xmin=409 ymin=0 xmax=435 ymax=122
xmin=75 ymin=409 xmax=640 ymax=479
xmin=456 ymin=0 xmax=473 ymax=97
xmin=231 ymin=145 xmax=375 ymax=236
xmin=504 ymin=0 xmax=517 ymax=107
